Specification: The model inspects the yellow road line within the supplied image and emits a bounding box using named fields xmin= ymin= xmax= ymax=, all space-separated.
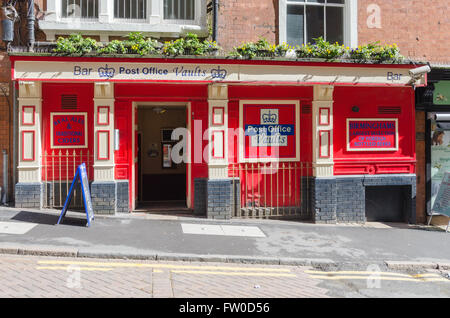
xmin=307 ymin=275 xmax=449 ymax=283
xmin=36 ymin=266 xmax=114 ymax=272
xmin=37 ymin=260 xmax=291 ymax=273
xmin=309 ymin=275 xmax=450 ymax=283
xmin=171 ymin=270 xmax=297 ymax=277
xmin=305 ymin=270 xmax=442 ymax=278
xmin=420 ymin=278 xmax=450 ymax=283
xmin=412 ymin=273 xmax=444 ymax=278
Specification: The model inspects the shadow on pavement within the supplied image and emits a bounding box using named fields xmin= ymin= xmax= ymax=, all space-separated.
xmin=11 ymin=210 xmax=88 ymax=227
xmin=371 ymin=221 xmax=448 ymax=232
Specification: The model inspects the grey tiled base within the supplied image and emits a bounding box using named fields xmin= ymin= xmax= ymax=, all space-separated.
xmin=312 ymin=175 xmax=416 ymax=224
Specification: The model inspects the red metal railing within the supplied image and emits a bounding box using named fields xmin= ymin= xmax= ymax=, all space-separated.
xmin=228 ymin=162 xmax=313 ymax=219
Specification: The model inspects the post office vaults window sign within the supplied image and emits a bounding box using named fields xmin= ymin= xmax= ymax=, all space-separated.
xmin=346 ymin=118 xmax=399 ymax=152
xmin=240 ymin=101 xmax=300 ymax=162
xmin=51 ymin=113 xmax=88 ymax=148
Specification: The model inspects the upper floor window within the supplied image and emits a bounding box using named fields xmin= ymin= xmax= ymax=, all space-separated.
xmin=61 ymin=0 xmax=99 ymax=19
xmin=285 ymin=0 xmax=346 ymax=46
xmin=164 ymin=0 xmax=195 ymax=21
xmin=114 ymin=0 xmax=148 ymax=20
xmin=41 ymin=0 xmax=207 ymax=42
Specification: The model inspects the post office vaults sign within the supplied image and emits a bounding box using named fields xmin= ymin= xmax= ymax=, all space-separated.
xmin=241 ymin=102 xmax=299 ymax=161
xmin=51 ymin=113 xmax=88 ymax=148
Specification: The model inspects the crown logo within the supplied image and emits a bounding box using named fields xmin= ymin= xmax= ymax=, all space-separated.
xmin=262 ymin=111 xmax=278 ymax=124
xmin=98 ymin=64 xmax=115 ymax=79
xmin=211 ymin=66 xmax=227 ymax=80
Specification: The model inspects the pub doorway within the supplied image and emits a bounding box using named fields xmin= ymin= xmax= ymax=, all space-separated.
xmin=135 ymin=104 xmax=189 ymax=212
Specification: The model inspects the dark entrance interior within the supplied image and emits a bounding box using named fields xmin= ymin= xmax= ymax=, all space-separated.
xmin=365 ymin=186 xmax=411 ymax=222
xmin=137 ymin=106 xmax=187 ymax=211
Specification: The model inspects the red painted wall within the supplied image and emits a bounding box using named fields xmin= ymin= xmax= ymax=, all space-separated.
xmin=41 ymin=83 xmax=95 ymax=181
xmin=333 ymin=86 xmax=416 ymax=175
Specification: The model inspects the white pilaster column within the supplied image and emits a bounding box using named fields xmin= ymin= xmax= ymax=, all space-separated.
xmin=17 ymin=81 xmax=42 ymax=183
xmin=312 ymin=85 xmax=334 ymax=177
xmin=93 ymin=82 xmax=115 ymax=181
xmin=45 ymin=0 xmax=61 ymax=22
xmin=149 ymin=0 xmax=162 ymax=24
xmin=99 ymin=0 xmax=113 ymax=24
xmin=208 ymin=84 xmax=228 ymax=179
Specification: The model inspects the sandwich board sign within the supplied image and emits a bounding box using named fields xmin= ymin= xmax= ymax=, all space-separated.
xmin=57 ymin=163 xmax=94 ymax=227
xmin=429 ymin=171 xmax=450 ymax=232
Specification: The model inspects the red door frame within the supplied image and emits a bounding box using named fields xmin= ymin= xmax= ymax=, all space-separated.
xmin=116 ymin=100 xmax=194 ymax=211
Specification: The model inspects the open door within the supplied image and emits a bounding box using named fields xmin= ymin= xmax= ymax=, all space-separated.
xmin=114 ymin=101 xmax=134 ymax=211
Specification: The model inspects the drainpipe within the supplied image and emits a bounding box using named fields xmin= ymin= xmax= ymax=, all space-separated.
xmin=27 ymin=0 xmax=35 ymax=51
xmin=2 ymin=150 xmax=8 ymax=205
xmin=212 ymin=0 xmax=218 ymax=43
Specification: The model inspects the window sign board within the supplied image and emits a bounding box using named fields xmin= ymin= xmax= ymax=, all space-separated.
xmin=57 ymin=163 xmax=94 ymax=227
xmin=347 ymin=119 xmax=398 ymax=151
xmin=240 ymin=101 xmax=300 ymax=162
xmin=51 ymin=113 xmax=88 ymax=148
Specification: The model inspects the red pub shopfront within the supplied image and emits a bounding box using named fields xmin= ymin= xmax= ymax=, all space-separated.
xmin=11 ymin=54 xmax=427 ymax=223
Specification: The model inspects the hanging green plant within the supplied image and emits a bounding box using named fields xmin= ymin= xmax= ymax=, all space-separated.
xmin=229 ymin=39 xmax=296 ymax=59
xmin=294 ymin=38 xmax=404 ymax=63
xmin=50 ymin=32 xmax=404 ymax=64
xmin=122 ymin=32 xmax=160 ymax=56
xmin=274 ymin=42 xmax=292 ymax=57
xmin=295 ymin=37 xmax=346 ymax=61
xmin=162 ymin=33 xmax=220 ymax=56
xmin=349 ymin=42 xmax=403 ymax=63
xmin=229 ymin=38 xmax=274 ymax=59
xmin=97 ymin=40 xmax=128 ymax=55
xmin=53 ymin=33 xmax=99 ymax=55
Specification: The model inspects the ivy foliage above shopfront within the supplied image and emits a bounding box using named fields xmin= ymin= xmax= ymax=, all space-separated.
xmin=53 ymin=32 xmax=219 ymax=57
xmin=229 ymin=37 xmax=404 ymax=63
xmin=52 ymin=33 xmax=404 ymax=64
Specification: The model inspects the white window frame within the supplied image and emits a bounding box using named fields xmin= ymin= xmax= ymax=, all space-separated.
xmin=41 ymin=0 xmax=207 ymax=41
xmin=60 ymin=0 xmax=100 ymax=21
xmin=279 ymin=0 xmax=358 ymax=48
xmin=162 ymin=0 xmax=198 ymax=24
xmin=113 ymin=0 xmax=149 ymax=23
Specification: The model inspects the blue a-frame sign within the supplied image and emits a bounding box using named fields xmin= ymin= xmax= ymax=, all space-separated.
xmin=57 ymin=163 xmax=94 ymax=227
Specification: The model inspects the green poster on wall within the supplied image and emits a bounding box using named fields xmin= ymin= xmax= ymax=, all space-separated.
xmin=433 ymin=81 xmax=450 ymax=105
xmin=432 ymin=172 xmax=450 ymax=217
xmin=430 ymin=118 xmax=450 ymax=211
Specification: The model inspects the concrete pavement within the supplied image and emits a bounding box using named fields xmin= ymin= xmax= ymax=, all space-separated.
xmin=0 ymin=207 xmax=449 ymax=270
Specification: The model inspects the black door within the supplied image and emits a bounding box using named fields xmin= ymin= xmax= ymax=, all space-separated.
xmin=365 ymin=186 xmax=409 ymax=222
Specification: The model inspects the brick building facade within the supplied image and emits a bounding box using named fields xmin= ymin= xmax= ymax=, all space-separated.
xmin=215 ymin=0 xmax=449 ymax=65
xmin=1 ymin=0 xmax=448 ymax=223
